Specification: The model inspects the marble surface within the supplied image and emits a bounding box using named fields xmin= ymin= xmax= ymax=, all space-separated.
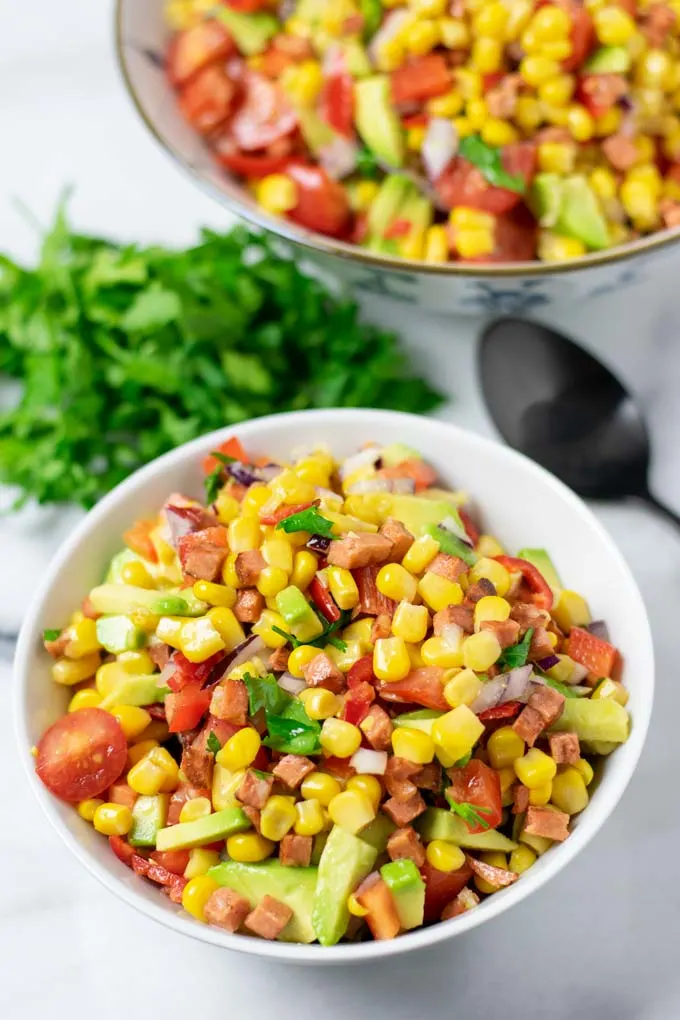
xmin=3 ymin=1 xmax=680 ymax=1017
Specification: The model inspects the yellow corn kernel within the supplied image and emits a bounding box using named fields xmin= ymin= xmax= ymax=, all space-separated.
xmin=376 ymin=563 xmax=418 ymax=603
xmin=628 ymin=163 xmax=663 ymax=196
xmin=538 ymin=231 xmax=587 ymax=261
xmin=299 ymin=687 xmax=341 ymax=721
xmin=207 ymin=607 xmax=246 ymax=652
xmin=481 ymin=119 xmax=519 ymax=147
xmin=594 ymin=5 xmax=636 ymax=44
xmin=373 ymin=636 xmax=411 ymax=682
xmin=345 ymin=776 xmax=381 ymax=813
xmin=443 ymin=668 xmax=482 ymax=708
xmin=227 ymin=516 xmax=261 ymax=554
xmin=465 ymin=97 xmax=488 ymax=130
xmin=498 ymin=766 xmax=516 ymax=795
xmin=391 ymin=602 xmax=430 ymax=644
xmin=406 ymin=125 xmax=427 ymax=152
xmin=421 ymin=224 xmax=449 ymax=263
xmin=505 ymin=0 xmax=533 ymax=38
xmin=271 ymin=469 xmax=317 ymax=505
xmin=514 ymin=747 xmax=557 ymax=789
xmin=179 ymin=617 xmax=226 ymax=664
xmin=551 ymin=767 xmax=589 ymax=814
xmin=509 ymin=844 xmax=537 ymax=874
xmin=462 ymin=631 xmax=501 ymax=671
xmin=520 ymin=55 xmax=561 ymax=86
xmin=529 ymin=779 xmax=553 ymax=805
xmin=342 ymin=617 xmax=375 ymax=652
xmin=374 ymin=36 xmax=406 ymax=71
xmin=280 ymin=57 xmax=323 ymax=104
xmin=290 ymin=550 xmax=318 ymax=591
xmin=427 ymin=91 xmax=463 ymax=119
xmin=109 ymin=705 xmax=152 ymax=741
xmin=77 ymin=798 xmax=104 ymax=822
xmin=589 ymin=166 xmax=618 ymax=200
xmin=538 ymin=142 xmax=576 ymax=175
xmin=392 ymin=726 xmax=436 ymax=764
xmin=432 ymin=705 xmax=485 ymax=765
xmin=320 ymin=718 xmax=362 ymax=758
xmin=352 ymin=179 xmax=381 ymax=212
xmin=453 ymin=116 xmax=476 ymax=139
xmin=64 ymin=618 xmax=101 ymax=659
xmin=192 ymin=580 xmax=237 ymax=609
xmin=468 ymin=557 xmax=510 ymax=597
xmin=182 ymin=874 xmax=220 ymax=921
xmin=326 ymin=566 xmax=360 ymax=611
xmin=222 ymin=554 xmax=242 ymax=589
xmin=254 ymin=174 xmax=298 ymax=215
xmin=260 ymin=795 xmax=298 ymax=841
xmin=474 ymin=536 xmax=503 ymax=559
xmin=421 ymin=635 xmax=464 ymax=669
xmin=120 ymin=561 xmax=153 ymax=589
xmin=620 ymin=178 xmax=659 ymax=228
xmin=567 ymin=103 xmax=595 ymax=142
xmin=539 ymin=73 xmax=575 ymax=107
xmin=552 ymin=590 xmax=591 ymax=633
xmin=293 ymin=799 xmax=324 ymax=837
xmin=261 ymin=537 xmax=294 ymax=574
xmin=402 ymin=534 xmax=440 ymax=574
xmin=217 ymin=728 xmax=261 ymax=772
xmin=153 ymin=617 xmax=183 ymax=652
xmin=184 ymin=848 xmax=220 ymax=880
xmin=294 ymin=454 xmax=333 ymax=487
xmin=473 ymin=0 xmax=509 ymax=37
xmin=211 ymin=764 xmax=245 ymax=811
xmin=52 ymin=653 xmax=101 ymax=686
xmin=474 ymin=595 xmax=511 ymax=630
xmin=594 ymin=106 xmax=622 ymax=136
xmin=129 ymin=608 xmax=161 ymax=632
xmin=255 ymin=567 xmax=289 ymax=599
xmin=406 ymin=18 xmax=440 ymax=55
xmin=527 ymin=3 xmax=571 ymax=41
xmin=214 ymin=491 xmax=240 ymax=524
xmin=287 ymin=645 xmax=319 ymax=678
xmin=514 ymin=95 xmax=543 ymax=131
xmin=127 ymin=746 xmax=180 ymax=796
xmin=572 ymin=758 xmax=595 ymax=786
xmin=417 ymin=573 xmax=463 ymax=613
xmin=426 ymin=839 xmax=467 ymax=872
xmin=487 ymin=725 xmax=526 ymax=770
xmin=227 ymin=831 xmax=276 ymax=863
xmin=592 ymin=678 xmax=629 ymax=706
xmin=411 ymin=0 xmax=448 ymax=13
xmin=325 ymin=638 xmax=362 ymax=674
xmin=347 ymin=892 xmax=369 ymax=917
xmin=301 ymin=771 xmax=342 ymax=807
xmin=474 ymin=851 xmax=509 ymax=893
xmin=179 ymin=796 xmax=212 ymax=824
xmin=454 ymin=228 xmax=495 ymax=259
xmin=328 ymin=790 xmax=376 ymax=834
xmin=127 ymin=739 xmax=159 ymax=769
xmin=93 ymin=802 xmax=133 ymax=836
xmin=68 ymin=688 xmax=103 ymax=712
xmin=439 ymin=17 xmax=470 ymax=48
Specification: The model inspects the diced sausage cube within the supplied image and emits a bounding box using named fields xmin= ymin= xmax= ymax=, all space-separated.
xmin=524 ymin=805 xmax=570 ymax=842
xmin=661 ymin=198 xmax=680 ymax=229
xmin=370 ymin=613 xmax=392 ymax=643
xmin=413 ymin=761 xmax=441 ymax=791
xmin=480 ymin=618 xmax=521 ymax=648
xmin=465 ymin=578 xmax=496 ymax=603
xmin=236 ymin=768 xmax=274 ymax=810
xmin=234 ymin=588 xmax=265 ymax=623
xmin=235 ymin=550 xmax=266 ymax=586
xmin=383 ymin=791 xmax=426 ymax=826
xmin=384 ymin=756 xmax=419 ymax=802
xmin=302 ymin=651 xmax=345 ymax=694
xmin=529 ymin=626 xmax=557 ymax=662
xmin=279 ymin=833 xmax=313 ymax=867
xmin=602 ymin=132 xmax=638 ymax=171
xmin=485 ymin=72 xmax=520 ymax=118
xmin=209 ymin=679 xmax=248 ymax=725
xmin=510 ymin=602 xmax=548 ymax=635
xmin=268 ymin=646 xmax=290 ymax=672
xmin=360 ymin=704 xmax=394 ymax=751
xmin=386 ymin=825 xmax=425 ymax=868
xmin=428 ymin=553 xmax=468 ymax=582
xmin=513 ymin=783 xmax=530 ymax=815
xmin=204 ymin=887 xmax=251 ymax=932
xmin=44 ymin=631 xmax=69 ymax=658
xmin=180 ymin=744 xmax=214 ymax=788
xmin=272 ymin=754 xmax=316 ymax=789
xmin=245 ymin=895 xmax=293 ymax=940
xmin=441 ymin=886 xmax=480 ymax=919
xmin=434 ymin=604 xmax=474 ymax=635
xmin=327 ymin=532 xmax=393 ymax=569
xmin=177 ymin=526 xmax=228 ymax=581
xmin=548 ymin=731 xmax=581 ymax=765
xmin=528 ymin=684 xmax=565 ymax=726
xmin=242 ymin=805 xmax=262 ymax=833
xmin=380 ymin=518 xmax=414 ymax=562
xmin=148 ymin=640 xmax=171 ymax=671
xmin=512 ymin=705 xmax=545 ymax=747
xmin=642 ymin=2 xmax=675 ymax=45
xmin=466 ymin=854 xmax=519 ymax=889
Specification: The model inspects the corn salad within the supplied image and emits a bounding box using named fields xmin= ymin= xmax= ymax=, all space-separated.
xmin=35 ymin=434 xmax=630 ymax=944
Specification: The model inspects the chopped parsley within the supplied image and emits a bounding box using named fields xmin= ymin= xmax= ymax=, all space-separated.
xmin=271 ymin=609 xmax=351 ymax=654
xmin=43 ymin=628 xmax=61 ymax=642
xmin=497 ymin=628 xmax=534 ymax=670
xmin=445 ymin=791 xmax=493 ymax=830
xmin=206 ymin=731 xmax=222 ymax=754
xmin=204 ymin=451 xmax=236 ymax=503
xmin=539 ymin=673 xmax=582 ymax=699
xmin=276 ymin=506 xmax=335 ymax=539
xmin=459 ymin=135 xmax=525 ymax=194
xmin=242 ymin=671 xmax=322 ymax=756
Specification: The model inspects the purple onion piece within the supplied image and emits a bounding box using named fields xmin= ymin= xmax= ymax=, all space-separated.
xmin=587 ymin=620 xmax=610 ymax=642
xmin=469 ymin=665 xmax=534 ymax=715
xmin=202 ymin=635 xmax=268 ymax=688
xmin=165 ymin=504 xmax=219 ymax=547
xmin=307 ymin=534 xmax=331 ymax=554
xmin=228 ymin=462 xmax=264 ymax=487
xmin=537 ymin=654 xmax=560 ymax=672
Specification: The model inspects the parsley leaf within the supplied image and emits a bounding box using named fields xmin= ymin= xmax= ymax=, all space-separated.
xmin=356 ymin=145 xmax=381 ymax=178
xmin=43 ymin=628 xmax=61 ymax=642
xmin=263 ymin=713 xmax=321 ymax=756
xmin=272 ymin=625 xmax=300 ymax=649
xmin=206 ymin=731 xmax=221 ymax=754
xmin=204 ymin=466 xmax=224 ymax=505
xmin=428 ymin=523 xmax=476 ymax=567
xmin=242 ymin=671 xmax=322 ymax=754
xmin=453 ymin=752 xmax=472 ymax=769
xmin=276 ymin=506 xmax=335 ymax=539
xmin=270 ymin=610 xmax=351 ymax=653
xmin=539 ymin=673 xmax=582 ymax=699
xmin=458 ymin=135 xmax=525 ymax=194
xmin=445 ymin=791 xmax=493 ymax=830
xmin=243 ymin=672 xmax=288 ymax=717
xmin=497 ymin=628 xmax=534 ymax=670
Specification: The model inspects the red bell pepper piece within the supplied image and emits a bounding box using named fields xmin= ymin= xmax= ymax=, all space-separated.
xmin=259 ymin=501 xmax=315 ymax=525
xmin=566 ymin=626 xmax=619 ymax=681
xmin=494 ymin=555 xmax=554 ymax=610
xmin=165 ymin=686 xmax=212 ymax=733
xmin=123 ymin=519 xmax=158 ymax=563
xmin=347 ymin=654 xmax=376 ymax=689
xmin=109 ymin=835 xmax=138 ymax=868
xmin=342 ymin=681 xmax=375 ymax=726
xmin=478 ymin=700 xmax=522 ymax=722
xmin=308 ymin=575 xmax=341 ymax=623
xmin=202 ymin=436 xmax=248 ymax=474
xmin=167 ymin=650 xmax=225 ymax=692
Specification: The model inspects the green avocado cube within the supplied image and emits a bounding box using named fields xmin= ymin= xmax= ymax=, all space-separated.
xmin=355 ymin=76 xmax=405 ymax=168
xmin=367 ymin=175 xmax=412 ymax=237
xmin=549 ymin=698 xmax=630 ymax=744
xmin=380 ymin=858 xmax=425 ymax=930
xmin=427 ymin=524 xmax=477 ymax=567
xmin=393 ymin=709 xmax=444 ymax=735
xmin=209 ymin=860 xmax=318 ymax=943
xmin=584 ymin=45 xmax=631 ymax=73
xmin=380 ymin=443 xmax=422 ymax=467
xmin=98 ymin=674 xmax=167 ymax=710
xmin=358 ymin=812 xmax=396 ymax=853
xmin=89 ymin=583 xmax=207 ymax=618
xmin=312 ymin=825 xmax=377 ymax=946
xmin=275 ymin=585 xmax=324 ymax=642
xmin=96 ymin=615 xmax=146 ymax=655
xmin=129 ymin=794 xmax=169 ymax=847
xmin=416 ymin=808 xmax=518 ymax=851
xmin=156 ymin=807 xmax=250 ymax=852
xmin=517 ymin=547 xmax=563 ymax=599
xmin=214 ymin=7 xmax=278 ymax=55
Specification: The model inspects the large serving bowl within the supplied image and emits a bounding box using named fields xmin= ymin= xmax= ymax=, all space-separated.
xmin=15 ymin=408 xmax=653 ymax=963
xmin=115 ymin=0 xmax=680 ymax=316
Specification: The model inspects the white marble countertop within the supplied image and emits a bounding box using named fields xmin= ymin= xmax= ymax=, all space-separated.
xmin=3 ymin=2 xmax=680 ymax=1018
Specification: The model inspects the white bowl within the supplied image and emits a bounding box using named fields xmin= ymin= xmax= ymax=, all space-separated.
xmin=15 ymin=409 xmax=653 ymax=964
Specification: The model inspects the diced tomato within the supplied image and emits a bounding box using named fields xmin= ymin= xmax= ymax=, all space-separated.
xmin=379 ymin=458 xmax=438 ymax=493
xmin=347 ymin=655 xmax=376 ymax=689
xmin=566 ymin=626 xmax=620 ymax=681
xmin=383 ymin=218 xmax=413 ymax=240
xmin=321 ymin=755 xmax=356 ymax=781
xmin=437 ymin=142 xmax=537 ymax=215
xmin=353 ymin=566 xmax=395 ymax=616
xmin=478 ymin=700 xmax=522 ymax=722
xmin=167 ymin=784 xmax=212 ymax=826
xmin=377 ymin=667 xmax=448 ymax=711
xmin=36 ymin=708 xmax=128 ymax=803
xmin=495 ymin=555 xmax=554 ymax=610
xmin=342 ymin=681 xmax=376 ymax=726
xmin=230 ymin=71 xmax=298 ymax=151
xmin=308 ymin=575 xmax=341 ymax=623
xmin=562 ymin=4 xmax=596 ymax=72
xmin=109 ymin=835 xmax=138 ymax=868
xmin=165 ymin=686 xmax=212 ymax=733
xmin=202 ymin=436 xmax=249 ymax=474
xmin=216 ymin=141 xmax=294 ymax=178
xmin=576 ymin=73 xmax=627 ymax=118
xmin=178 ymin=65 xmax=239 ymax=135
xmin=462 ymin=205 xmax=538 ymax=264
xmin=401 ymin=112 xmax=429 ymax=128
xmin=167 ymin=650 xmax=225 ymax=692
xmin=123 ymin=519 xmax=158 ymax=563
xmin=259 ymin=501 xmax=315 ymax=525
xmin=222 ymin=0 xmax=271 ymax=10
xmin=287 ymin=162 xmax=352 ymax=238
xmin=166 ymin=20 xmax=235 ymax=88
xmin=151 ymin=850 xmax=191 ymax=875
xmin=321 ymin=72 xmax=355 ymax=138
xmin=391 ymin=54 xmax=451 ymax=105
xmin=448 ymin=759 xmax=503 ymax=834
xmin=483 ymin=72 xmax=505 ymax=92
xmin=459 ymin=508 xmax=480 ymax=545
xmin=421 ymin=860 xmax=473 ymax=923
xmin=252 ymin=746 xmax=271 ymax=771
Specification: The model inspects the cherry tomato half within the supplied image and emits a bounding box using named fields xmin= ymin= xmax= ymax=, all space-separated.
xmin=287 ymin=163 xmax=352 ymax=238
xmin=36 ymin=708 xmax=128 ymax=803
xmin=447 ymin=759 xmax=503 ymax=834
xmin=230 ymin=72 xmax=298 ymax=152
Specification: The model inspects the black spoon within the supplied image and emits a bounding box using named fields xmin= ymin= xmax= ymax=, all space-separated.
xmin=479 ymin=316 xmax=680 ymax=530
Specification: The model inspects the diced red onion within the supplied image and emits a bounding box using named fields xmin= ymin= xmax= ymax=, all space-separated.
xmin=339 ymin=445 xmax=383 ymax=480
xmin=258 ymin=463 xmax=283 ymax=482
xmin=277 ymin=672 xmax=307 ymax=696
xmin=350 ymin=748 xmax=388 ymax=775
xmin=537 ymin=654 xmax=560 ymax=672
xmin=165 ymin=504 xmax=219 ymax=546
xmin=440 ymin=514 xmax=473 ymax=546
xmin=587 ymin=620 xmax=610 ymax=642
xmin=422 ymin=117 xmax=459 ymax=181
xmin=207 ymin=635 xmax=268 ymax=687
xmin=307 ymin=534 xmax=331 ymax=554
xmin=158 ymin=659 xmax=177 ymax=688
xmin=347 ymin=478 xmax=392 ymax=495
xmin=228 ymin=462 xmax=263 ymax=488
xmin=440 ymin=623 xmax=463 ymax=651
xmin=470 ymin=665 xmax=534 ymax=714
xmin=319 ymin=136 xmax=359 ymax=179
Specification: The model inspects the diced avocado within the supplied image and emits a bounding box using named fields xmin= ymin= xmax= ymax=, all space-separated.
xmin=416 ymin=808 xmax=518 ymax=852
xmin=214 ymin=7 xmax=278 ymax=55
xmin=582 ymin=739 xmax=618 ymax=756
xmin=520 ymin=829 xmax=554 ymax=855
xmin=104 ymin=548 xmax=142 ymax=584
xmin=585 ymin=45 xmax=631 ymax=73
xmin=549 ymin=698 xmax=630 ymax=744
xmin=397 ymin=191 xmax=434 ymax=249
xmin=343 ymin=37 xmax=372 ymax=76
xmin=156 ymin=807 xmax=250 ymax=852
xmin=95 ymin=615 xmax=146 ymax=655
xmin=359 ymin=812 xmax=396 ymax=853
xmin=393 ymin=709 xmax=444 ymax=735
xmin=209 ymin=860 xmax=318 ymax=943
xmin=364 ymin=235 xmax=401 ymax=255
xmin=311 ymin=830 xmax=329 ymax=866
xmin=359 ymin=0 xmax=383 ymax=40
xmin=380 ymin=858 xmax=425 ymax=930
xmin=312 ymin=825 xmax=377 ymax=946
xmin=531 ymin=172 xmax=563 ymax=228
xmin=381 ymin=443 xmax=422 ymax=468
xmin=89 ymin=584 xmax=207 ymax=618
xmin=517 ymin=547 xmax=563 ymax=599
xmin=297 ymin=108 xmax=335 ymax=155
xmin=367 ymin=175 xmax=412 ymax=237
xmin=355 ymin=76 xmax=405 ymax=168
xmin=429 ymin=524 xmax=477 ymax=567
xmin=129 ymin=794 xmax=169 ymax=847
xmin=98 ymin=674 xmax=167 ymax=710
xmin=275 ymin=585 xmax=324 ymax=642
xmin=390 ymin=495 xmax=463 ymax=540
xmin=559 ymin=175 xmax=609 ymax=250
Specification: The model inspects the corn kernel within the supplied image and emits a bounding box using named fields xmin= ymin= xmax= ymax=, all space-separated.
xmin=301 ymin=771 xmax=342 ymax=807
xmin=520 ymin=55 xmax=561 ymax=86
xmin=109 ymin=704 xmax=152 ymax=741
xmin=294 ymin=799 xmax=325 ymax=836
xmin=228 ymin=517 xmax=261 ymax=553
xmin=426 ymin=839 xmax=466 ymax=872
xmin=127 ymin=739 xmax=159 ymax=769
xmin=443 ymin=668 xmax=482 ymax=708
xmin=328 ymin=790 xmax=376 ymax=834
xmin=255 ymin=567 xmax=288 ymax=599
xmin=421 ymin=224 xmax=449 ymax=263
xmin=471 ymin=37 xmax=503 ymax=72
xmin=474 ymin=595 xmax=510 ymax=630
xmin=287 ymin=645 xmax=319 ymax=678
xmin=392 ymin=726 xmax=435 ymax=764
xmin=515 ymin=95 xmax=543 ymax=131
xmin=289 ymin=550 xmax=318 ymax=591
xmin=566 ymin=103 xmax=595 ymax=142
xmin=347 ymin=892 xmax=369 ymax=917
xmin=391 ymin=601 xmax=429 ymax=644
xmin=184 ymin=848 xmax=220 ymax=880
xmin=427 ymin=90 xmax=463 ymax=118
xmin=421 ymin=635 xmax=464 ymax=668
xmin=207 ymin=607 xmax=246 ymax=651
xmin=182 ymin=874 xmax=220 ymax=921
xmin=346 ymin=775 xmax=382 ymax=811
xmin=552 ymin=590 xmax=591 ymax=633
xmin=468 ymin=557 xmax=510 ymax=596
xmin=320 ymin=718 xmax=362 ymax=758
xmin=572 ymin=758 xmax=595 ymax=785
xmin=417 ymin=572 xmax=463 ymax=612
xmin=406 ymin=18 xmax=440 ymax=55
xmin=128 ymin=746 xmax=180 ymax=796
xmin=465 ymin=97 xmax=488 ymax=130
xmin=498 ymin=766 xmax=516 ymax=795
xmin=592 ymin=678 xmax=629 ymax=705
xmin=538 ymin=141 xmax=576 ymax=175
xmin=217 ymin=728 xmax=261 ymax=772
xmin=432 ymin=705 xmax=485 ymax=766
xmin=462 ymin=631 xmax=501 ymax=671
xmin=454 ymin=228 xmax=495 ymax=259
xmin=538 ymin=231 xmax=588 ymax=261
xmin=487 ymin=726 xmax=526 ymax=769
xmin=514 ymin=747 xmax=557 ymax=789
xmin=64 ymin=618 xmax=101 ymax=659
xmin=374 ymin=35 xmax=406 ymax=71
xmin=93 ymin=802 xmax=133 ymax=836
xmin=68 ymin=688 xmax=102 ymax=712
xmin=179 ymin=616 xmax=226 ymax=664
xmin=481 ymin=119 xmax=519 ymax=147
xmin=620 ymin=178 xmax=659 ymax=228
xmin=375 ymin=563 xmax=417 ymax=603
xmin=343 ymin=617 xmax=375 ymax=651
xmin=539 ymin=73 xmax=575 ymax=106
xmin=551 ymin=767 xmax=589 ymax=814
xmin=77 ymin=798 xmax=104 ymax=822
xmin=179 ymin=796 xmax=212 ymax=824
xmin=299 ymin=687 xmax=341 ymax=720
xmin=594 ymin=5 xmax=636 ymax=45
xmin=215 ymin=491 xmax=240 ymax=523
xmin=271 ymin=469 xmax=317 ymax=505
xmin=154 ymin=616 xmax=185 ymax=651
xmin=352 ymin=179 xmax=381 ymax=212
xmin=505 ymin=0 xmax=533 ymax=38
xmin=453 ymin=116 xmax=476 ymax=139
xmin=439 ymin=17 xmax=470 ymax=48
xmin=254 ymin=174 xmax=298 ymax=215
xmin=260 ymin=795 xmax=297 ymax=841
xmin=589 ymin=166 xmax=618 ymax=201
xmin=52 ymin=653 xmax=101 ymax=686
xmin=402 ymin=534 xmax=440 ymax=573
xmin=326 ymin=566 xmax=360 ymax=611
xmin=509 ymin=844 xmax=537 ymax=874
xmin=527 ymin=3 xmax=571 ymax=41
xmin=193 ymin=580 xmax=237 ymax=609
xmin=227 ymin=831 xmax=275 ymax=863
xmin=594 ymin=106 xmax=622 ymax=136
xmin=529 ymin=779 xmax=553 ymax=805
xmin=373 ymin=636 xmax=411 ymax=682
xmin=473 ymin=1 xmax=509 ymax=37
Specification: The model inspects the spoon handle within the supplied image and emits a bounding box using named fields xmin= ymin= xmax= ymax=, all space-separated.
xmin=639 ymin=492 xmax=680 ymax=530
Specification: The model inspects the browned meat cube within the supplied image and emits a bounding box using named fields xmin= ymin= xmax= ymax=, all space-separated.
xmin=242 ymin=805 xmax=261 ymax=833
xmin=548 ymin=732 xmax=581 ymax=765
xmin=268 ymin=646 xmax=290 ymax=672
xmin=386 ymin=825 xmax=425 ymax=867
xmin=383 ymin=791 xmax=426 ymax=826
xmin=524 ymin=805 xmax=570 ymax=842
xmin=513 ymin=783 xmax=530 ymax=815
xmin=235 ymin=550 xmax=266 ymax=586
xmin=466 ymin=854 xmax=519 ymax=889
xmin=180 ymin=744 xmax=214 ymax=788
xmin=480 ymin=618 xmax=521 ymax=649
xmin=428 ymin=553 xmax=467 ymax=582
xmin=272 ymin=754 xmax=316 ymax=789
xmin=370 ymin=614 xmax=392 ymax=643
xmin=204 ymin=887 xmax=251 ymax=932
xmin=510 ymin=602 xmax=548 ymax=635
xmin=210 ymin=679 xmax=248 ymax=725
xmin=434 ymin=604 xmax=474 ymax=635
xmin=236 ymin=769 xmax=274 ymax=810
xmin=441 ymin=886 xmax=480 ymax=919
xmin=327 ymin=532 xmax=393 ymax=569
xmin=380 ymin=518 xmax=414 ymax=562
xmin=413 ymin=761 xmax=442 ymax=791
xmin=529 ymin=626 xmax=557 ymax=662
xmin=360 ymin=704 xmax=394 ymax=751
xmin=279 ymin=833 xmax=313 ymax=867
xmin=465 ymin=578 xmax=496 ymax=603
xmin=512 ymin=705 xmax=545 ymax=747
xmin=234 ymin=588 xmax=265 ymax=623
xmin=177 ymin=526 xmax=228 ymax=581
xmin=384 ymin=756 xmax=419 ymax=802
xmin=302 ymin=651 xmax=345 ymax=694
xmin=245 ymin=895 xmax=293 ymax=940
xmin=528 ymin=684 xmax=565 ymax=726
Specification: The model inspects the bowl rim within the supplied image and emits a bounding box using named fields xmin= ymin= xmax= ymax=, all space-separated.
xmin=14 ymin=408 xmax=654 ymax=964
xmin=113 ymin=0 xmax=680 ymax=281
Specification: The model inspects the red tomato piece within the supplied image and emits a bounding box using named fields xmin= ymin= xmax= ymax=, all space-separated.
xmin=458 ymin=508 xmax=480 ymax=545
xmin=576 ymin=73 xmax=627 ymax=118
xmin=123 ymin=519 xmax=158 ymax=563
xmin=36 ymin=708 xmax=128 ymax=803
xmin=178 ymin=65 xmax=239 ymax=135
xmin=230 ymin=71 xmax=298 ymax=151
xmin=378 ymin=458 xmax=438 ymax=493
xmin=391 ymin=54 xmax=451 ymax=105
xmin=216 ymin=143 xmax=294 ymax=179
xmin=202 ymin=436 xmax=249 ymax=474
xmin=151 ymin=849 xmax=191 ymax=875
xmin=287 ymin=162 xmax=352 ymax=238
xmin=566 ymin=626 xmax=620 ymax=681
xmin=321 ymin=72 xmax=355 ymax=138
xmin=222 ymin=0 xmax=271 ymax=9
xmin=167 ymin=784 xmax=212 ymax=826
xmin=321 ymin=755 xmax=356 ymax=781
xmin=495 ymin=555 xmax=554 ymax=610
xmin=562 ymin=5 xmax=596 ymax=71
xmin=308 ymin=575 xmax=341 ymax=623
xmin=421 ymin=860 xmax=473 ymax=923
xmin=342 ymin=681 xmax=376 ymax=726
xmin=166 ymin=20 xmax=235 ymax=87
xmin=478 ymin=700 xmax=522 ymax=722
xmin=165 ymin=686 xmax=212 ymax=733
xmin=347 ymin=655 xmax=376 ymax=689
xmin=109 ymin=835 xmax=138 ymax=868
xmin=377 ymin=667 xmax=448 ymax=711
xmin=167 ymin=650 xmax=225 ymax=692
xmin=483 ymin=72 xmax=505 ymax=92
xmin=383 ymin=218 xmax=412 ymax=240
xmin=401 ymin=112 xmax=429 ymax=128
xmin=437 ymin=142 xmax=536 ymax=215
xmin=259 ymin=501 xmax=315 ymax=525
xmin=448 ymin=759 xmax=503 ymax=834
